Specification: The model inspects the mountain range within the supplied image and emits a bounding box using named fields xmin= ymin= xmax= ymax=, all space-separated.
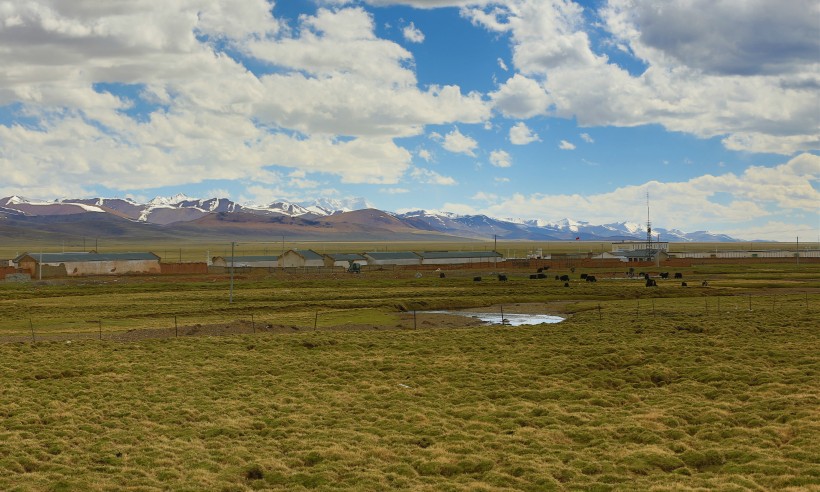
xmin=0 ymin=195 xmax=740 ymax=243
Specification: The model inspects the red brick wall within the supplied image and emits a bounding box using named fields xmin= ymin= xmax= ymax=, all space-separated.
xmin=160 ymin=262 xmax=209 ymax=274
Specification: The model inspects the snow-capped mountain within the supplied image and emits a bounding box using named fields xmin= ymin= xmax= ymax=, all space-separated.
xmin=260 ymin=201 xmax=312 ymax=217
xmin=299 ymin=197 xmax=375 ymax=216
xmin=0 ymin=195 xmax=742 ymax=242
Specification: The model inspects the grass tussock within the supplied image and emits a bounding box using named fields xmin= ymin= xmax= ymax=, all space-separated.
xmin=0 ymin=262 xmax=817 ymax=490
xmin=0 ymin=310 xmax=817 ymax=490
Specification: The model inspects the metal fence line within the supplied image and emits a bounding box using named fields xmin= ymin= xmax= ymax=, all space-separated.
xmin=1 ymin=292 xmax=814 ymax=344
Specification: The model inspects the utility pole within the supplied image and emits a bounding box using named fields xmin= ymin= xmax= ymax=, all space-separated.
xmin=657 ymin=233 xmax=660 ymax=267
xmin=230 ymin=241 xmax=236 ymax=303
xmin=646 ymin=192 xmax=652 ymax=263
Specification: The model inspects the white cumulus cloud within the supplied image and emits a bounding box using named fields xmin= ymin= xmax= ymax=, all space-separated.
xmin=0 ymin=3 xmax=494 ymax=197
xmin=489 ymin=149 xmax=512 ymax=168
xmin=465 ymin=0 xmax=820 ymax=154
xmin=490 ymin=74 xmax=551 ymax=119
xmin=410 ymin=167 xmax=457 ymax=185
xmin=402 ymin=22 xmax=425 ymax=43
xmin=458 ymin=153 xmax=820 ymax=239
xmin=509 ymin=122 xmax=540 ymax=145
xmin=441 ymin=127 xmax=479 ymax=157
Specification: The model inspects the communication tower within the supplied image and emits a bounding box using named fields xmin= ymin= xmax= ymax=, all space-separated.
xmin=646 ymin=192 xmax=652 ymax=260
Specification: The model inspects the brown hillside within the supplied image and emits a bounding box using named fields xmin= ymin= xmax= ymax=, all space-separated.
xmin=322 ymin=209 xmax=414 ymax=232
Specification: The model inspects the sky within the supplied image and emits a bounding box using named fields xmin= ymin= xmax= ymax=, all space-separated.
xmin=0 ymin=0 xmax=818 ymax=241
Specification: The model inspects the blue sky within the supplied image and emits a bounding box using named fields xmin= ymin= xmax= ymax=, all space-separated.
xmin=0 ymin=0 xmax=817 ymax=240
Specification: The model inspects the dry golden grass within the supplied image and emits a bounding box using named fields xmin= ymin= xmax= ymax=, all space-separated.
xmin=0 ymin=261 xmax=817 ymax=490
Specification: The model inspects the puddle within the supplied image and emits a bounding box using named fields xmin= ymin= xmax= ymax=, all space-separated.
xmin=424 ymin=310 xmax=564 ymax=326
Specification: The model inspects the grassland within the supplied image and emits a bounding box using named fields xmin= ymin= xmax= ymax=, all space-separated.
xmin=0 ymin=261 xmax=818 ymax=490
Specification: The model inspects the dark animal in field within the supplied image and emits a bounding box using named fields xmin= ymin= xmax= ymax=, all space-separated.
xmin=580 ymin=273 xmax=588 ymax=280
xmin=644 ymin=273 xmax=651 ymax=280
xmin=555 ymin=275 xmax=560 ymax=280
xmin=660 ymin=272 xmax=669 ymax=279
xmin=537 ymin=267 xmax=543 ymax=273
xmin=646 ymin=279 xmax=657 ymax=287
xmin=439 ymin=272 xmax=445 ymax=278
xmin=702 ymin=280 xmax=709 ymax=287
xmin=498 ymin=274 xmax=508 ymax=281
xmin=563 ymin=282 xmax=569 ymax=287
xmin=530 ymin=274 xmax=537 ymax=279
xmin=560 ymin=274 xmax=570 ymax=282
xmin=674 ymin=272 xmax=683 ymax=279
xmin=585 ymin=275 xmax=597 ymax=282
xmin=681 ymin=282 xmax=687 ymax=287
xmin=473 ymin=276 xmax=481 ymax=282
xmin=537 ymin=273 xmax=546 ymax=279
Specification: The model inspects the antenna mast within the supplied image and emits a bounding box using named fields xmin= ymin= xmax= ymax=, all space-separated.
xmin=646 ymin=192 xmax=652 ymax=260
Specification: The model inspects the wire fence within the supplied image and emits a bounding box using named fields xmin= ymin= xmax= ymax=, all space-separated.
xmin=0 ymin=292 xmax=815 ymax=344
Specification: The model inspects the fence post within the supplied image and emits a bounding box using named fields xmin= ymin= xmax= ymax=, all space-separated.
xmin=251 ymin=313 xmax=255 ymax=334
xmin=749 ymin=294 xmax=752 ymax=311
xmin=174 ymin=315 xmax=178 ymax=337
xmin=314 ymin=311 xmax=318 ymax=331
xmin=413 ymin=310 xmax=417 ymax=330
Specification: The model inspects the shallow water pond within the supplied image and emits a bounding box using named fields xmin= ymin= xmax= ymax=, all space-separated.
xmin=423 ymin=310 xmax=564 ymax=326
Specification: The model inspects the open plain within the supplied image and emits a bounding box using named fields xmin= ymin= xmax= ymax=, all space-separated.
xmin=0 ymin=251 xmax=818 ymax=491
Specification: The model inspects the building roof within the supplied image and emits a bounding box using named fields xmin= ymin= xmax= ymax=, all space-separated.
xmin=417 ymin=251 xmax=502 ymax=259
xmin=325 ymin=253 xmax=366 ymax=261
xmin=14 ymin=252 xmax=160 ymax=263
xmin=364 ymin=251 xmax=421 ymax=260
xmin=284 ymin=249 xmax=324 ymax=261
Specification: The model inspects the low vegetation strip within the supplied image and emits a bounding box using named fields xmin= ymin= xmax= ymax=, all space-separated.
xmin=0 ymin=291 xmax=815 ymax=342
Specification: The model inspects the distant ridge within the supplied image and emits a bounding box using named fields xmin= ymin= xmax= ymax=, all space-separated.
xmin=0 ymin=195 xmax=742 ymax=242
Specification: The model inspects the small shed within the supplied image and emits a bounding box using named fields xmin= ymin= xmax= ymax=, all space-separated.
xmin=211 ymin=255 xmax=279 ymax=268
xmin=324 ymin=253 xmax=368 ymax=269
xmin=417 ymin=251 xmax=502 ymax=266
xmin=280 ymin=249 xmax=325 ymax=268
xmin=14 ymin=252 xmax=161 ymax=277
xmin=364 ymin=251 xmax=421 ymax=267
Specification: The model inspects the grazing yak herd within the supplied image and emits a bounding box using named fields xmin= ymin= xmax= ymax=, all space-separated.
xmin=543 ymin=271 xmax=688 ymax=287
xmin=476 ymin=268 xmax=693 ymax=287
